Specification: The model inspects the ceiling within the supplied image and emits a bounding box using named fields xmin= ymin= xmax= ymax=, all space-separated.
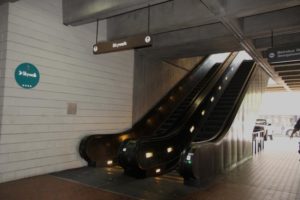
xmin=62 ymin=0 xmax=300 ymax=92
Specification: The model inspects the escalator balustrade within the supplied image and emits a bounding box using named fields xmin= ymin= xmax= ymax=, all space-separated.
xmin=79 ymin=53 xmax=231 ymax=167
xmin=179 ymin=60 xmax=256 ymax=180
xmin=118 ymin=52 xmax=250 ymax=178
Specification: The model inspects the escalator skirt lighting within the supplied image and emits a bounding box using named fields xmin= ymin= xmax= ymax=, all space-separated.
xmin=119 ymin=135 xmax=129 ymax=142
xmin=167 ymin=147 xmax=173 ymax=153
xmin=186 ymin=155 xmax=191 ymax=161
xmin=218 ymin=86 xmax=222 ymax=90
xmin=201 ymin=110 xmax=206 ymax=116
xmin=107 ymin=160 xmax=113 ymax=165
xmin=122 ymin=148 xmax=127 ymax=152
xmin=147 ymin=119 xmax=153 ymax=125
xmin=225 ymin=76 xmax=228 ymax=80
xmin=145 ymin=152 xmax=154 ymax=158
xmin=189 ymin=126 xmax=195 ymax=133
xmin=186 ymin=153 xmax=193 ymax=161
xmin=210 ymin=97 xmax=215 ymax=102
xmin=158 ymin=106 xmax=164 ymax=112
xmin=155 ymin=168 xmax=161 ymax=173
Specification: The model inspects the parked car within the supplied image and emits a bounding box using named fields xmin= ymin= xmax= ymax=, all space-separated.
xmin=255 ymin=119 xmax=273 ymax=140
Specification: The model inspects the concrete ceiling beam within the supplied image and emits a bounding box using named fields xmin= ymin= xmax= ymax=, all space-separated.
xmin=107 ymin=0 xmax=217 ymax=40
xmin=254 ymin=32 xmax=300 ymax=50
xmin=62 ymin=0 xmax=170 ymax=26
xmin=201 ymin=0 xmax=294 ymax=91
xmin=201 ymin=0 xmax=300 ymax=18
xmin=242 ymin=6 xmax=300 ymax=38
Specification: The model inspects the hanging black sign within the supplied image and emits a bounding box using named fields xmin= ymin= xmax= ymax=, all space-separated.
xmin=93 ymin=34 xmax=152 ymax=54
xmin=266 ymin=45 xmax=300 ymax=64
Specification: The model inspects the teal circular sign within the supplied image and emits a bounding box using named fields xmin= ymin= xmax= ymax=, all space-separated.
xmin=15 ymin=63 xmax=40 ymax=89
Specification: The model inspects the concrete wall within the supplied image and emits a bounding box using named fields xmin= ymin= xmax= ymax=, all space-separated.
xmin=0 ymin=3 xmax=8 ymax=95
xmin=0 ymin=0 xmax=134 ymax=183
xmin=132 ymin=53 xmax=202 ymax=123
xmin=0 ymin=3 xmax=9 ymax=169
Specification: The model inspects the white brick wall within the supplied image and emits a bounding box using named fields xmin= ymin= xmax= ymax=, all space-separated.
xmin=0 ymin=0 xmax=134 ymax=183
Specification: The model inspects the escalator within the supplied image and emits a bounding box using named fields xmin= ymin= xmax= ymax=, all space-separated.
xmin=79 ymin=53 xmax=233 ymax=167
xmin=118 ymin=52 xmax=255 ymax=178
xmin=179 ymin=59 xmax=256 ymax=181
xmin=194 ymin=60 xmax=255 ymax=141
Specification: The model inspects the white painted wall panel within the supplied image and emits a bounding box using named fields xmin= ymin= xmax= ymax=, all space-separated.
xmin=0 ymin=0 xmax=134 ymax=183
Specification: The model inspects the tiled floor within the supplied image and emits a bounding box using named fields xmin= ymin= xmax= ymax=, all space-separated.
xmin=184 ymin=136 xmax=300 ymax=200
xmin=0 ymin=136 xmax=299 ymax=200
xmin=0 ymin=175 xmax=133 ymax=200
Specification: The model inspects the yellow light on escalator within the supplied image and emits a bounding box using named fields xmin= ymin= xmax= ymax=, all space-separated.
xmin=190 ymin=126 xmax=195 ymax=133
xmin=186 ymin=155 xmax=191 ymax=161
xmin=145 ymin=152 xmax=153 ymax=158
xmin=210 ymin=96 xmax=215 ymax=102
xmin=147 ymin=118 xmax=154 ymax=126
xmin=107 ymin=160 xmax=113 ymax=165
xmin=155 ymin=168 xmax=161 ymax=173
xmin=119 ymin=134 xmax=130 ymax=142
xmin=158 ymin=106 xmax=164 ymax=112
xmin=167 ymin=147 xmax=173 ymax=153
